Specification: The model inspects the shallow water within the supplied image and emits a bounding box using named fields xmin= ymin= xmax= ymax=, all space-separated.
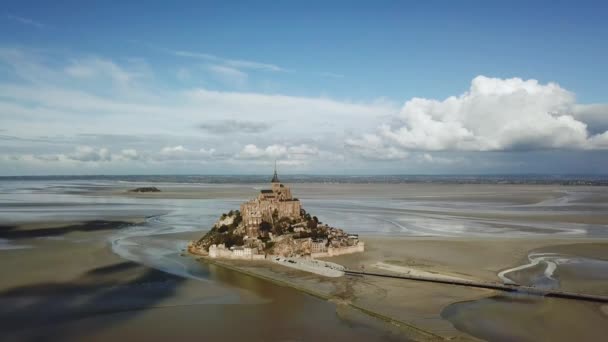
xmin=442 ymin=293 xmax=608 ymax=342
xmin=443 ymin=249 xmax=608 ymax=341
xmin=0 ymin=180 xmax=407 ymax=340
xmin=2 ymin=179 xmax=608 ymax=341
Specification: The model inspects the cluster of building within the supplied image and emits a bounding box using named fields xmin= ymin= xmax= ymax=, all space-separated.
xmin=208 ymin=244 xmax=265 ymax=260
xmin=240 ymin=167 xmax=302 ymax=238
xmin=190 ymin=166 xmax=364 ymax=261
xmin=310 ymin=229 xmax=364 ymax=258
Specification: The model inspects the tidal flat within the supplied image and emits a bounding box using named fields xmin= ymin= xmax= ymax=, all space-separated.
xmin=1 ymin=179 xmax=608 ymax=341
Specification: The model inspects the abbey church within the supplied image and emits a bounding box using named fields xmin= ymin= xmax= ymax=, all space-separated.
xmin=240 ymin=167 xmax=302 ymax=238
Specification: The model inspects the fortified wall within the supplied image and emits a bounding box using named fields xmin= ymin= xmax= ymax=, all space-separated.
xmin=311 ymin=242 xmax=365 ymax=258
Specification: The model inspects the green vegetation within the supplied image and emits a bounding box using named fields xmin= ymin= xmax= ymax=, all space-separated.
xmin=259 ymin=221 xmax=272 ymax=233
xmin=272 ymin=216 xmax=292 ymax=235
xmin=265 ymin=241 xmax=275 ymax=250
xmin=197 ymin=210 xmax=244 ymax=249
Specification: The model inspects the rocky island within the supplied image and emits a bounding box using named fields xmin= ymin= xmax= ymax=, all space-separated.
xmin=128 ymin=186 xmax=161 ymax=193
xmin=188 ymin=167 xmax=364 ymax=260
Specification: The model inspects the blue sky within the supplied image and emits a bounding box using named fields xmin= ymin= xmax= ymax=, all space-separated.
xmin=1 ymin=1 xmax=607 ymax=175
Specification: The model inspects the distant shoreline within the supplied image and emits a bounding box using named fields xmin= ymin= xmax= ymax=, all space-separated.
xmin=2 ymin=174 xmax=608 ymax=186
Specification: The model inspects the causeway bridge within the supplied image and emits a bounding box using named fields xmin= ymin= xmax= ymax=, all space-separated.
xmin=344 ymin=269 xmax=608 ymax=303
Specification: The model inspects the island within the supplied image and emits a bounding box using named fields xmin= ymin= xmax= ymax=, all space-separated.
xmin=188 ymin=167 xmax=364 ymax=261
xmin=128 ymin=186 xmax=161 ymax=193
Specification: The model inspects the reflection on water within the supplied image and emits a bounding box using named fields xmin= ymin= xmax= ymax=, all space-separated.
xmin=2 ymin=180 xmax=608 ymax=238
xmin=445 ymin=251 xmax=608 ymax=341
xmin=0 ymin=180 xmax=408 ymax=341
xmin=442 ymin=294 xmax=608 ymax=342
xmin=2 ymin=179 xmax=608 ymax=341
xmin=499 ymin=252 xmax=608 ymax=288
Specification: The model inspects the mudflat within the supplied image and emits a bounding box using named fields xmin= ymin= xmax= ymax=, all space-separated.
xmin=211 ymin=235 xmax=608 ymax=341
xmin=2 ymin=180 xmax=608 ymax=341
xmin=0 ymin=222 xmax=405 ymax=341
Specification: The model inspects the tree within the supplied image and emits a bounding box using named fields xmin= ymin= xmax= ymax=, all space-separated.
xmin=259 ymin=221 xmax=272 ymax=233
xmin=232 ymin=212 xmax=242 ymax=227
xmin=307 ymin=219 xmax=317 ymax=229
xmin=225 ymin=234 xmax=243 ymax=248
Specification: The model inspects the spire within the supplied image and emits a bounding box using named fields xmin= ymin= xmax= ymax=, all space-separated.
xmin=271 ymin=160 xmax=280 ymax=183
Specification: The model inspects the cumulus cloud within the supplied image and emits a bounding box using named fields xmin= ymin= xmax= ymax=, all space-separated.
xmin=3 ymin=47 xmax=608 ymax=175
xmin=157 ymin=145 xmax=216 ymax=161
xmin=118 ymin=148 xmax=140 ymax=160
xmin=68 ymin=146 xmax=112 ymax=162
xmin=237 ymin=144 xmax=321 ymax=161
xmin=346 ymin=134 xmax=409 ymax=160
xmin=347 ymin=76 xmax=608 ymax=160
xmin=238 ymin=144 xmax=286 ymax=159
xmin=573 ymin=104 xmax=608 ymax=134
xmin=199 ymin=120 xmax=272 ymax=134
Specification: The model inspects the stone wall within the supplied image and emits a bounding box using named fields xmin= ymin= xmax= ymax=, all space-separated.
xmin=208 ymin=244 xmax=265 ymax=260
xmin=241 ymin=198 xmax=301 ymax=226
xmin=311 ymin=242 xmax=365 ymax=258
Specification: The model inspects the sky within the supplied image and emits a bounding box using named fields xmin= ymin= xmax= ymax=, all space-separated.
xmin=1 ymin=1 xmax=607 ymax=175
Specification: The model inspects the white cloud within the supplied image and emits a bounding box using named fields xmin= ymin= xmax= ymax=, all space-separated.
xmin=5 ymin=14 xmax=46 ymax=29
xmin=184 ymin=88 xmax=394 ymax=120
xmin=238 ymin=144 xmax=287 ymax=159
xmin=589 ymin=131 xmax=608 ymax=148
xmin=173 ymin=49 xmax=287 ymax=72
xmin=119 ymin=148 xmax=140 ymax=160
xmin=345 ymin=134 xmax=409 ymax=160
xmin=65 ymin=57 xmax=135 ymax=85
xmin=207 ymin=65 xmax=248 ymax=87
xmin=199 ymin=120 xmax=272 ymax=134
xmin=237 ymin=143 xmax=322 ymax=161
xmin=0 ymin=47 xmax=395 ymax=140
xmin=573 ymin=104 xmax=608 ymax=134
xmin=287 ymin=144 xmax=319 ymax=156
xmin=421 ymin=153 xmax=459 ymax=165
xmin=3 ymin=47 xmax=608 ymax=175
xmin=157 ymin=145 xmax=216 ymax=161
xmin=347 ymin=76 xmax=608 ymax=160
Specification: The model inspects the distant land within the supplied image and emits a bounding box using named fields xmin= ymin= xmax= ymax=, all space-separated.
xmin=1 ymin=174 xmax=608 ymax=186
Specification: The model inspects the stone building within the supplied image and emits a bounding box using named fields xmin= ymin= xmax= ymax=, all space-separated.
xmin=311 ymin=238 xmax=328 ymax=253
xmin=240 ymin=166 xmax=302 ymax=238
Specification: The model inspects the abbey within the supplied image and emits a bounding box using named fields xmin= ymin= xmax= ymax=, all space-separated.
xmin=240 ymin=166 xmax=302 ymax=238
xmin=189 ymin=166 xmax=364 ymax=261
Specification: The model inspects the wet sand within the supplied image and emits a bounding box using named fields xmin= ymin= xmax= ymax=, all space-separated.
xmin=0 ymin=222 xmax=407 ymax=341
xmin=2 ymin=180 xmax=608 ymax=341
xmin=208 ymin=236 xmax=608 ymax=341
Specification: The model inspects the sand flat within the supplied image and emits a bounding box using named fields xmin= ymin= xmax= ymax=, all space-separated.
xmin=2 ymin=180 xmax=608 ymax=341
